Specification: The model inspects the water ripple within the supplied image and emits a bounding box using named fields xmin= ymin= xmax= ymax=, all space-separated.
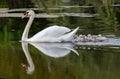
xmin=76 ymin=38 xmax=120 ymax=46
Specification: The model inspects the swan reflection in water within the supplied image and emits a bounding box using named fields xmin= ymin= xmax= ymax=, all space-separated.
xmin=21 ymin=42 xmax=79 ymax=74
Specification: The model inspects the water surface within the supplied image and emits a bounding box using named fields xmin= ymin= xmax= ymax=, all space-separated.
xmin=1 ymin=3 xmax=120 ymax=79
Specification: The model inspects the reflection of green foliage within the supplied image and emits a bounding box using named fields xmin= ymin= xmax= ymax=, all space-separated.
xmin=1 ymin=42 xmax=120 ymax=79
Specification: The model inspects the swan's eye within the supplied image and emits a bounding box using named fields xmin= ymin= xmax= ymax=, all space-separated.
xmin=24 ymin=12 xmax=29 ymax=15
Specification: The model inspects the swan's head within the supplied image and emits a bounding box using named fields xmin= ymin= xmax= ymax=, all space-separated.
xmin=22 ymin=10 xmax=35 ymax=19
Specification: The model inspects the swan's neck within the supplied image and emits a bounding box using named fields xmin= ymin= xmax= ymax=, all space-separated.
xmin=22 ymin=15 xmax=35 ymax=41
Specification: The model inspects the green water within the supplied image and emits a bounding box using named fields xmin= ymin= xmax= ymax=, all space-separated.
xmin=0 ymin=41 xmax=120 ymax=79
xmin=1 ymin=1 xmax=120 ymax=79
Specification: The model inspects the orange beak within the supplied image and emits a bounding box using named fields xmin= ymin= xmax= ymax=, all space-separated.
xmin=22 ymin=14 xmax=28 ymax=19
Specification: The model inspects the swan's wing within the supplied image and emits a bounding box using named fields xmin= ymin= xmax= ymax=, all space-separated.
xmin=29 ymin=25 xmax=71 ymax=41
xmin=58 ymin=27 xmax=79 ymax=41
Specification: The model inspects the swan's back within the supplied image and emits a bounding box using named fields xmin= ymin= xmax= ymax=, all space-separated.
xmin=28 ymin=25 xmax=71 ymax=42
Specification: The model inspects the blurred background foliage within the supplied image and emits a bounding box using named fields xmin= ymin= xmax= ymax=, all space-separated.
xmin=0 ymin=0 xmax=120 ymax=41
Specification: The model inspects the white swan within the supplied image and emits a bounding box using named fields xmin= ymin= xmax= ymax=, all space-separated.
xmin=22 ymin=10 xmax=79 ymax=42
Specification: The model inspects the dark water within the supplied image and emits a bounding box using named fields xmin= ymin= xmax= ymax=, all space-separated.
xmin=1 ymin=4 xmax=120 ymax=79
xmin=1 ymin=38 xmax=120 ymax=79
